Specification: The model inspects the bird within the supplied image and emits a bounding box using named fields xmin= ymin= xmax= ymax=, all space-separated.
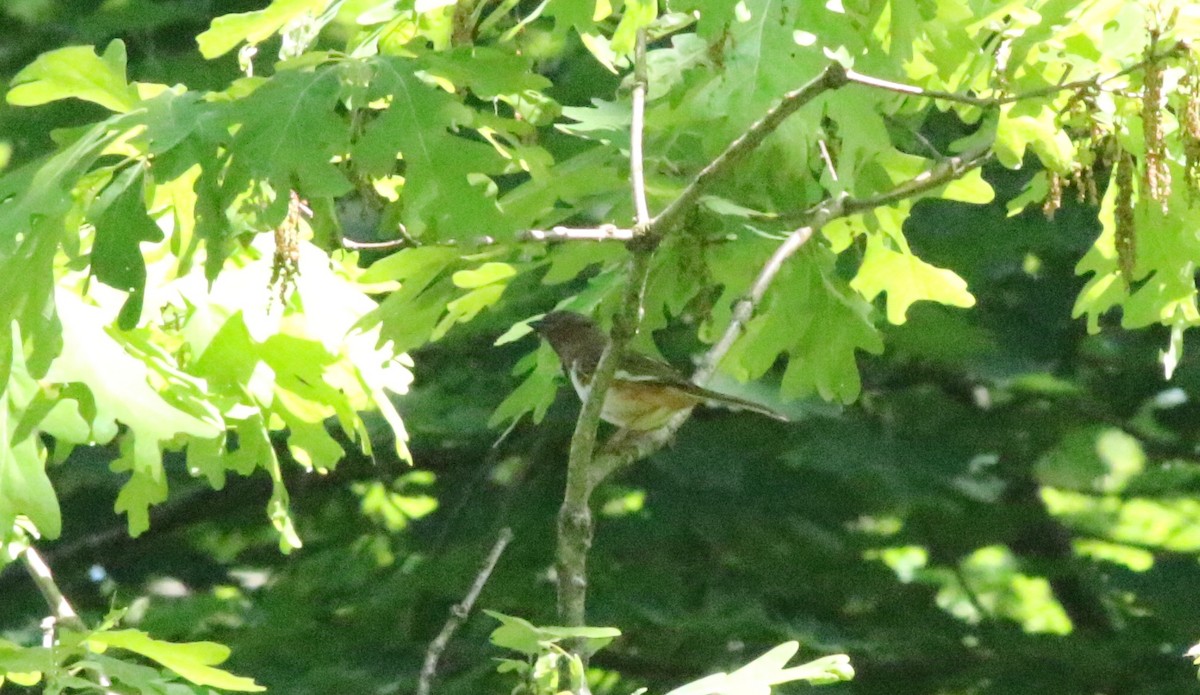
xmin=529 ymin=310 xmax=788 ymax=430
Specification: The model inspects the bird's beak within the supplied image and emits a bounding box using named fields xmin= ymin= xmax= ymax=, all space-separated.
xmin=527 ymin=315 xmax=546 ymax=333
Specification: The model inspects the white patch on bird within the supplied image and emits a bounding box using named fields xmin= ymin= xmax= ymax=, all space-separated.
xmin=569 ymin=365 xmax=592 ymax=402
xmin=614 ymin=368 xmax=663 ymax=382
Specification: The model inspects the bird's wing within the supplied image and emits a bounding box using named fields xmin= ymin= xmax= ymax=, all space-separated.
xmin=618 ymin=352 xmax=788 ymax=421
xmin=616 ymin=351 xmax=690 ymax=383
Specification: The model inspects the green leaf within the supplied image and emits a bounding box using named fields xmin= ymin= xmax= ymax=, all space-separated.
xmin=7 ymin=40 xmax=138 ymax=113
xmin=75 ymin=653 xmax=170 ymax=693
xmin=0 ymin=394 xmax=60 ymax=539
xmin=358 ymin=247 xmax=460 ymax=353
xmin=611 ymin=0 xmax=658 ymax=56
xmin=88 ymin=629 xmax=264 ymax=691
xmin=352 ymin=57 xmax=511 ymax=240
xmin=0 ymin=641 xmax=54 ymax=676
xmin=452 ymin=262 xmax=516 ymax=289
xmin=994 ymin=101 xmax=1074 ymax=171
xmin=0 ymin=115 xmax=136 ymax=386
xmin=485 ymin=610 xmax=621 ymax=656
xmin=851 ymin=233 xmax=975 ymax=325
xmin=662 ymin=642 xmax=853 ymax=695
xmin=224 ymin=67 xmax=352 ymax=203
xmin=110 ymin=434 xmax=168 ymax=537
xmin=90 ymin=166 xmax=164 ymax=329
xmin=940 ymin=168 xmax=995 ymax=204
xmin=712 ymin=243 xmax=882 ymax=404
xmin=135 ymin=88 xmax=211 ymax=156
xmin=196 ymin=0 xmax=329 ymax=59
xmin=1072 ymin=177 xmax=1127 ymax=332
xmin=489 ymin=346 xmax=560 ymax=428
xmin=486 ymin=610 xmax=543 ymax=654
xmin=421 ymin=48 xmax=552 ymax=98
xmin=434 ymin=284 xmax=507 ymax=340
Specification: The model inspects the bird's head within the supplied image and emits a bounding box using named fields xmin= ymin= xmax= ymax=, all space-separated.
xmin=529 ymin=311 xmax=607 ymax=366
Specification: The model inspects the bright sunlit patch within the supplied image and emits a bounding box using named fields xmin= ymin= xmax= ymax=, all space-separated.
xmin=1043 ymin=488 xmax=1200 ymax=552
xmin=1022 ymin=252 xmax=1042 ymax=277
xmin=957 ymin=546 xmax=1071 ymax=634
xmin=869 ymin=543 xmax=1072 ymax=633
xmin=1074 ymin=539 xmax=1154 ymax=572
xmin=600 ymin=489 xmax=645 ymax=517
xmin=865 ymin=545 xmax=928 ymax=582
xmin=847 ymin=515 xmax=903 ymax=536
xmin=146 ymin=576 xmax=190 ymax=598
xmin=794 ymin=30 xmax=818 ymax=46
xmin=228 ymin=568 xmax=271 ymax=590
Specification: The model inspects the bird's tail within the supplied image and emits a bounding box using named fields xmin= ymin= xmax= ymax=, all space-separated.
xmin=681 ymin=383 xmax=789 ymax=422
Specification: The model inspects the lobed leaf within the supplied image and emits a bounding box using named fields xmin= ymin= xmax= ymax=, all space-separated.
xmin=7 ymin=40 xmax=138 ymax=113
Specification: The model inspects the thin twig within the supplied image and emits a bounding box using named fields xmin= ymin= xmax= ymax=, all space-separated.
xmin=691 ymin=222 xmax=821 ymax=384
xmin=21 ymin=546 xmax=86 ymax=632
xmin=340 ymin=237 xmax=413 ymax=251
xmin=417 ymin=528 xmax=514 ymax=695
xmin=775 ymin=143 xmax=991 ymax=226
xmin=843 ymin=41 xmax=1187 ymax=108
xmin=844 ymin=69 xmax=996 ymax=107
xmin=519 ymin=225 xmax=635 ymax=242
xmin=630 ymin=29 xmax=652 ymax=227
xmin=818 ymin=140 xmax=839 ymax=181
xmin=340 ymin=225 xmax=635 ymax=251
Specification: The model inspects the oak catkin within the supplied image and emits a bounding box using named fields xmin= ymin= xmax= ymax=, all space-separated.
xmin=1182 ymin=65 xmax=1200 ymax=202
xmin=1141 ymin=51 xmax=1171 ymax=212
xmin=1114 ymin=149 xmax=1137 ymax=285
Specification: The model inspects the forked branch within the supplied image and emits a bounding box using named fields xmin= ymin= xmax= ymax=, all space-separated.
xmin=697 ymin=143 xmax=992 ymax=383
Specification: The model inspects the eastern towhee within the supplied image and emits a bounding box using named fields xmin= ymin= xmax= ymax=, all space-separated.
xmin=530 ymin=311 xmax=788 ymax=430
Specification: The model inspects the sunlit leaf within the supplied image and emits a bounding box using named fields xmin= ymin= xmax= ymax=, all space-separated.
xmin=7 ymin=40 xmax=137 ymax=112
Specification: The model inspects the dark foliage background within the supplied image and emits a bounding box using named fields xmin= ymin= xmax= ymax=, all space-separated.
xmin=2 ymin=2 xmax=1199 ymax=694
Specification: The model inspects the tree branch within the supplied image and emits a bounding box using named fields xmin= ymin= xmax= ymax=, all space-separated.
xmin=340 ymin=237 xmax=415 ymax=251
xmin=650 ymin=63 xmax=849 ymax=237
xmin=591 ymin=143 xmax=994 ymax=484
xmin=519 ymin=225 xmax=636 ymax=242
xmin=556 ymin=28 xmax=655 ymax=654
xmin=700 ymin=143 xmax=991 ymax=379
xmin=630 ymin=28 xmax=651 ymax=228
xmin=21 ymin=545 xmax=87 ymax=633
xmin=553 ymin=52 xmax=997 ymax=642
xmin=417 ymin=527 xmax=514 ymax=695
xmin=843 ymin=68 xmax=995 ymax=107
xmin=340 ymin=225 xmax=636 ymax=252
xmin=843 ymin=41 xmax=1187 ymax=107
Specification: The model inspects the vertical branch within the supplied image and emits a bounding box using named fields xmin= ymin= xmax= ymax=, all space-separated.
xmin=630 ymin=28 xmax=651 ymax=228
xmin=555 ymin=26 xmax=654 ymax=649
